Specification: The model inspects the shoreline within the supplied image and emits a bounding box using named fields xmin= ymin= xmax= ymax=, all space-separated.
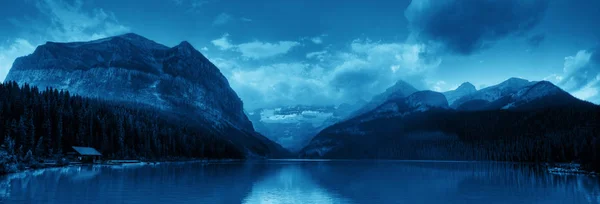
xmin=0 ymin=158 xmax=246 ymax=176
xmin=3 ymin=159 xmax=597 ymax=177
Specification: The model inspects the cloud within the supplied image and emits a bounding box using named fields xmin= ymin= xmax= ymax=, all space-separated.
xmin=1 ymin=0 xmax=129 ymax=82
xmin=34 ymin=0 xmax=130 ymax=42
xmin=429 ymin=80 xmax=447 ymax=92
xmin=405 ymin=0 xmax=549 ymax=55
xmin=302 ymin=34 xmax=327 ymax=45
xmin=171 ymin=0 xmax=184 ymax=5
xmin=240 ymin=17 xmax=253 ymax=22
xmin=216 ymin=39 xmax=440 ymax=110
xmin=543 ymin=73 xmax=563 ymax=83
xmin=213 ymin=13 xmax=232 ymax=26
xmin=211 ymin=33 xmax=234 ymax=50
xmin=527 ymin=34 xmax=546 ymax=48
xmin=237 ymin=41 xmax=300 ymax=59
xmin=306 ymin=50 xmax=329 ymax=62
xmin=328 ymin=40 xmax=439 ymax=95
xmin=210 ymin=34 xmax=301 ymax=59
xmin=228 ymin=63 xmax=329 ymax=108
xmin=190 ymin=0 xmax=213 ymax=9
xmin=557 ymin=48 xmax=600 ymax=103
xmin=173 ymin=0 xmax=215 ymax=12
xmin=311 ymin=37 xmax=323 ymax=44
xmin=0 ymin=39 xmax=36 ymax=82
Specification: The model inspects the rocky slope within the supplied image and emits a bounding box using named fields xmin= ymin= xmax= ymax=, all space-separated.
xmin=5 ymin=33 xmax=286 ymax=158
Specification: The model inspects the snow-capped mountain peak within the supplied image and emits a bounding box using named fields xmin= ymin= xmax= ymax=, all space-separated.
xmin=456 ymin=82 xmax=476 ymax=92
xmin=451 ymin=77 xmax=535 ymax=108
xmin=348 ymin=80 xmax=418 ymax=118
xmin=514 ymin=81 xmax=563 ymax=101
xmin=443 ymin=82 xmax=476 ymax=105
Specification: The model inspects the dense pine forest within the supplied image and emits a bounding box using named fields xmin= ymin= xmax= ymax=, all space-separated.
xmin=306 ymin=103 xmax=600 ymax=172
xmin=0 ymin=81 xmax=245 ymax=174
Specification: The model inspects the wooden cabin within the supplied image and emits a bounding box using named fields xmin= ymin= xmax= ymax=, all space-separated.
xmin=71 ymin=146 xmax=102 ymax=163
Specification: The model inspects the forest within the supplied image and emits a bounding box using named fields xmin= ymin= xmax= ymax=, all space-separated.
xmin=0 ymin=81 xmax=245 ymax=174
xmin=308 ymin=101 xmax=600 ymax=171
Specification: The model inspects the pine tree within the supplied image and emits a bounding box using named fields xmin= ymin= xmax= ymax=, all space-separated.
xmin=18 ymin=116 xmax=30 ymax=154
xmin=35 ymin=136 xmax=44 ymax=157
xmin=43 ymin=118 xmax=52 ymax=155
xmin=56 ymin=109 xmax=63 ymax=155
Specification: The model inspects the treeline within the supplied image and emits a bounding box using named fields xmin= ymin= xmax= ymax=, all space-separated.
xmin=0 ymin=81 xmax=245 ymax=171
xmin=309 ymin=105 xmax=600 ymax=171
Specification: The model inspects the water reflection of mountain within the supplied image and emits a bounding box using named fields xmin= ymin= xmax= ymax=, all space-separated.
xmin=0 ymin=162 xmax=277 ymax=203
xmin=305 ymin=161 xmax=600 ymax=204
xmin=1 ymin=161 xmax=599 ymax=203
xmin=242 ymin=164 xmax=351 ymax=203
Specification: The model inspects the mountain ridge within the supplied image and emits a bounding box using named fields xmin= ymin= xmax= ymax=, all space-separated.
xmin=5 ymin=33 xmax=286 ymax=158
xmin=347 ymin=80 xmax=418 ymax=119
xmin=299 ymin=78 xmax=600 ymax=170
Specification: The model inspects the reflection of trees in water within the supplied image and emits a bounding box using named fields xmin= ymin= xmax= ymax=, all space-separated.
xmin=306 ymin=161 xmax=600 ymax=203
xmin=0 ymin=176 xmax=10 ymax=201
xmin=1 ymin=162 xmax=599 ymax=203
xmin=0 ymin=162 xmax=277 ymax=203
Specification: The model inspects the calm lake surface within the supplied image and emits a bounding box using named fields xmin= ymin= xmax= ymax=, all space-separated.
xmin=1 ymin=160 xmax=599 ymax=204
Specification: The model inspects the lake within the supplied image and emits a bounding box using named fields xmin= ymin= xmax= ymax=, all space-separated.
xmin=1 ymin=160 xmax=599 ymax=204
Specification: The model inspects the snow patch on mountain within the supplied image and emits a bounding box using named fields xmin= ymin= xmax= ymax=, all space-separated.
xmin=443 ymin=82 xmax=476 ymax=105
xmin=451 ymin=77 xmax=535 ymax=108
xmin=349 ymin=80 xmax=418 ymax=118
xmin=514 ymin=81 xmax=563 ymax=101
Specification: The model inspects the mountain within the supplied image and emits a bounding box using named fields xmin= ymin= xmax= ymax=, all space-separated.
xmin=455 ymin=81 xmax=584 ymax=111
xmin=443 ymin=82 xmax=476 ymax=105
xmin=248 ymin=105 xmax=356 ymax=152
xmin=5 ymin=33 xmax=287 ymax=158
xmin=299 ymin=78 xmax=600 ymax=171
xmin=348 ymin=80 xmax=418 ymax=118
xmin=451 ymin=77 xmax=534 ymax=108
xmin=299 ymin=90 xmax=450 ymax=157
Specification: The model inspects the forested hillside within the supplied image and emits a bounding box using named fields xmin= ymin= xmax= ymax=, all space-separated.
xmin=302 ymin=99 xmax=600 ymax=171
xmin=0 ymin=81 xmax=245 ymax=174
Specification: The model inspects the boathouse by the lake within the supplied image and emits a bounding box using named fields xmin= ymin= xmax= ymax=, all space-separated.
xmin=71 ymin=146 xmax=102 ymax=163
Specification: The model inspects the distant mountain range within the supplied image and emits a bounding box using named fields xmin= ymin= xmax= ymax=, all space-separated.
xmin=5 ymin=33 xmax=287 ymax=158
xmin=299 ymin=77 xmax=600 ymax=170
xmin=247 ymin=104 xmax=362 ymax=152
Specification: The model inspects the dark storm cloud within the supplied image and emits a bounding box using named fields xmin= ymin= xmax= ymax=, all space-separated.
xmin=527 ymin=34 xmax=546 ymax=48
xmin=405 ymin=0 xmax=549 ymax=55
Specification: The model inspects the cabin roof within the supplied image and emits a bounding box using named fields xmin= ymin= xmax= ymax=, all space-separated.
xmin=72 ymin=146 xmax=102 ymax=156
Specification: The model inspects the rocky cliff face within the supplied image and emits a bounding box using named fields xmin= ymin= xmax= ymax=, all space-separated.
xmin=6 ymin=33 xmax=286 ymax=157
xmin=6 ymin=33 xmax=252 ymax=130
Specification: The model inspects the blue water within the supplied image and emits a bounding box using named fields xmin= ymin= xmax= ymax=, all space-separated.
xmin=1 ymin=160 xmax=599 ymax=204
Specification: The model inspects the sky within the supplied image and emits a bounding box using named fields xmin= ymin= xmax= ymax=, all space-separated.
xmin=0 ymin=0 xmax=599 ymax=110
